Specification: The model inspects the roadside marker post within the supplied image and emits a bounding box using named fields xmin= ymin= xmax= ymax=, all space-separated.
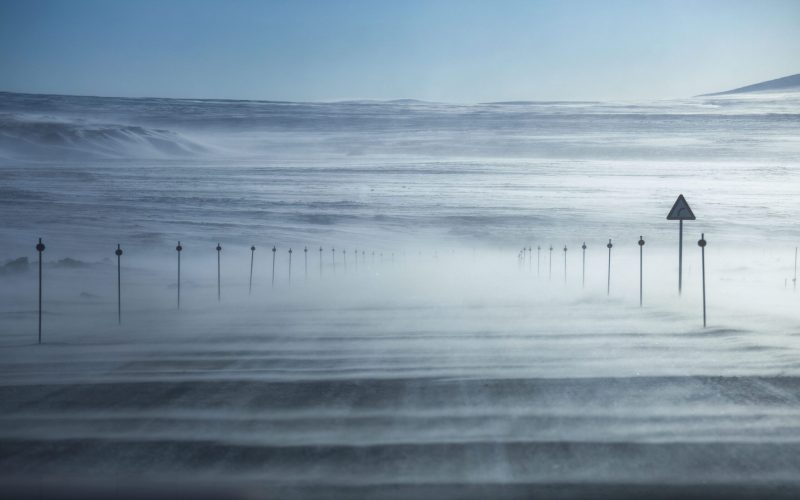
xmin=272 ymin=246 xmax=276 ymax=288
xmin=216 ymin=243 xmax=222 ymax=301
xmin=537 ymin=246 xmax=541 ymax=277
xmin=176 ymin=242 xmax=183 ymax=309
xmin=638 ymin=236 xmax=645 ymax=307
xmin=115 ymin=244 xmax=123 ymax=323
xmin=699 ymin=234 xmax=707 ymax=327
xmin=36 ymin=238 xmax=45 ymax=343
xmin=606 ymin=239 xmax=613 ymax=296
xmin=249 ymin=246 xmax=256 ymax=295
xmin=581 ymin=242 xmax=586 ymax=288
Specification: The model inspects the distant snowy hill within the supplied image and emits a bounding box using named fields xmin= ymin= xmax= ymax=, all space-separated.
xmin=700 ymin=73 xmax=800 ymax=96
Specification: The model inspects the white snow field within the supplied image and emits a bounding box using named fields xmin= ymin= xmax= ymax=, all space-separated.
xmin=1 ymin=91 xmax=800 ymax=499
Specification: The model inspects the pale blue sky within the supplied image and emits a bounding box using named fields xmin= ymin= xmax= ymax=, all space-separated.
xmin=0 ymin=0 xmax=798 ymax=102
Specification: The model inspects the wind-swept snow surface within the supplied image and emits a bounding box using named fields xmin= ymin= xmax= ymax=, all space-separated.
xmin=1 ymin=91 xmax=799 ymax=499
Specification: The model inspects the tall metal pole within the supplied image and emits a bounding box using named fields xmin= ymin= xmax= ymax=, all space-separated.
xmin=638 ymin=236 xmax=645 ymax=307
xmin=679 ymin=219 xmax=683 ymax=295
xmin=319 ymin=246 xmax=323 ymax=277
xmin=698 ymin=234 xmax=707 ymax=327
xmin=271 ymin=246 xmax=276 ymax=288
xmin=176 ymin=242 xmax=182 ymax=310
xmin=563 ymin=245 xmax=567 ymax=283
xmin=36 ymin=238 xmax=45 ymax=343
xmin=606 ymin=239 xmax=613 ymax=296
xmin=249 ymin=245 xmax=255 ymax=295
xmin=116 ymin=244 xmax=123 ymax=324
xmin=581 ymin=242 xmax=586 ymax=289
xmin=216 ymin=243 xmax=222 ymax=302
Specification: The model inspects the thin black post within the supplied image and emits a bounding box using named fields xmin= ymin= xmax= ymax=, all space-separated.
xmin=606 ymin=239 xmax=613 ymax=296
xmin=679 ymin=219 xmax=683 ymax=295
xmin=581 ymin=242 xmax=586 ymax=289
xmin=216 ymin=243 xmax=222 ymax=302
xmin=115 ymin=244 xmax=123 ymax=324
xmin=319 ymin=246 xmax=323 ymax=276
xmin=272 ymin=246 xmax=276 ymax=288
xmin=528 ymin=247 xmax=532 ymax=271
xmin=638 ymin=236 xmax=645 ymax=307
xmin=549 ymin=246 xmax=553 ymax=280
xmin=249 ymin=245 xmax=255 ymax=295
xmin=537 ymin=246 xmax=541 ymax=277
xmin=699 ymin=234 xmax=707 ymax=327
xmin=288 ymin=248 xmax=292 ymax=287
xmin=563 ymin=245 xmax=567 ymax=283
xmin=354 ymin=249 xmax=358 ymax=272
xmin=332 ymin=248 xmax=336 ymax=273
xmin=36 ymin=238 xmax=45 ymax=343
xmin=304 ymin=246 xmax=308 ymax=281
xmin=343 ymin=249 xmax=347 ymax=274
xmin=176 ymin=241 xmax=182 ymax=310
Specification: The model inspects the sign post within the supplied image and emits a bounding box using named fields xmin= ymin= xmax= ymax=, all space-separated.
xmin=667 ymin=194 xmax=696 ymax=295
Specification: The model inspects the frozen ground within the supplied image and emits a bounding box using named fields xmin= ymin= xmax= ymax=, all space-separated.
xmin=0 ymin=91 xmax=799 ymax=498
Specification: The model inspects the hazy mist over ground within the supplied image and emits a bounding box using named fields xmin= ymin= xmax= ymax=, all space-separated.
xmin=1 ymin=88 xmax=800 ymax=499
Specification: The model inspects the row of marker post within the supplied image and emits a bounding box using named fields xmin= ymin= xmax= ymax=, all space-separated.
xmin=33 ymin=239 xmax=398 ymax=343
xmin=520 ymin=233 xmax=709 ymax=327
xmin=28 ymin=232 xmax=800 ymax=343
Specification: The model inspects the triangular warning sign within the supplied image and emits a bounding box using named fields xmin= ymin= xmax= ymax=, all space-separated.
xmin=666 ymin=194 xmax=696 ymax=220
